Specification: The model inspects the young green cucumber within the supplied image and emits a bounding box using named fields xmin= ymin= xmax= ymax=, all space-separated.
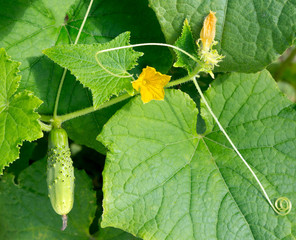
xmin=47 ymin=128 xmax=74 ymax=230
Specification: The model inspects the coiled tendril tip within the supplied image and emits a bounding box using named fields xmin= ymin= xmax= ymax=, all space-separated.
xmin=274 ymin=197 xmax=292 ymax=216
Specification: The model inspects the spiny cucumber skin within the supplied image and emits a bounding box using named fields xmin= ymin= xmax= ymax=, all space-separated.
xmin=47 ymin=128 xmax=74 ymax=216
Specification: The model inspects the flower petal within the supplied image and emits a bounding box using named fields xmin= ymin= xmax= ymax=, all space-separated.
xmin=132 ymin=66 xmax=171 ymax=103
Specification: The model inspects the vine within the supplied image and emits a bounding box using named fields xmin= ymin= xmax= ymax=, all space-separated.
xmin=52 ymin=0 xmax=94 ymax=122
xmin=40 ymin=59 xmax=201 ymax=124
xmin=40 ymin=5 xmax=292 ymax=218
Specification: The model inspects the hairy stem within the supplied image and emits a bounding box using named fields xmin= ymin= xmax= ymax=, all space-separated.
xmin=53 ymin=0 xmax=94 ymax=118
xmin=74 ymin=0 xmax=94 ymax=45
xmin=40 ymin=65 xmax=201 ymax=123
xmin=58 ymin=93 xmax=130 ymax=123
xmin=53 ymin=69 xmax=67 ymax=118
xmin=47 ymin=35 xmax=201 ymax=122
xmin=38 ymin=120 xmax=52 ymax=132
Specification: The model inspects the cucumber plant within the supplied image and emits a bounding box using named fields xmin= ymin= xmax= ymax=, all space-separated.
xmin=0 ymin=0 xmax=295 ymax=239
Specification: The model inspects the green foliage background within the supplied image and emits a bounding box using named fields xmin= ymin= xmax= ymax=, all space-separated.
xmin=0 ymin=0 xmax=295 ymax=239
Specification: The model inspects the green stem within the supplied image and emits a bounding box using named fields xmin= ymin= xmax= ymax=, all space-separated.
xmin=53 ymin=69 xmax=67 ymax=118
xmin=166 ymin=67 xmax=200 ymax=87
xmin=52 ymin=0 xmax=94 ymax=119
xmin=38 ymin=120 xmax=52 ymax=132
xmin=40 ymin=115 xmax=53 ymax=122
xmin=40 ymin=66 xmax=201 ymax=123
xmin=74 ymin=0 xmax=94 ymax=45
xmin=58 ymin=93 xmax=131 ymax=123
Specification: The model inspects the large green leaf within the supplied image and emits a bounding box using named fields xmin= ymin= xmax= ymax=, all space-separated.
xmin=0 ymin=159 xmax=96 ymax=239
xmin=98 ymin=71 xmax=296 ymax=239
xmin=149 ymin=0 xmax=296 ymax=72
xmin=0 ymin=0 xmax=77 ymax=113
xmin=44 ymin=32 xmax=143 ymax=108
xmin=0 ymin=49 xmax=42 ymax=174
xmin=0 ymin=0 xmax=172 ymax=152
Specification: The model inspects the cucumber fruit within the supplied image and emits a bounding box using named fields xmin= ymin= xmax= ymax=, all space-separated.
xmin=47 ymin=128 xmax=74 ymax=230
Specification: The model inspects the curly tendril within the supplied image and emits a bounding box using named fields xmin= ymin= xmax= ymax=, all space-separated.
xmin=95 ymin=43 xmax=201 ymax=79
xmin=274 ymin=197 xmax=292 ymax=216
xmin=94 ymin=51 xmax=132 ymax=79
xmin=192 ymin=76 xmax=292 ymax=217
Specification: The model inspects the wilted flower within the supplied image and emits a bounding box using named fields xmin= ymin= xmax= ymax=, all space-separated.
xmin=197 ymin=11 xmax=224 ymax=78
xmin=200 ymin=11 xmax=217 ymax=52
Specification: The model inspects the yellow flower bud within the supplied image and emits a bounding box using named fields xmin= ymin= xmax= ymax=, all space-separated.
xmin=200 ymin=11 xmax=216 ymax=52
xmin=197 ymin=11 xmax=224 ymax=78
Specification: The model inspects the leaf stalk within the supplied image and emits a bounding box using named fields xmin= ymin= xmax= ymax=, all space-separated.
xmin=41 ymin=65 xmax=201 ymax=123
xmin=52 ymin=0 xmax=94 ymax=119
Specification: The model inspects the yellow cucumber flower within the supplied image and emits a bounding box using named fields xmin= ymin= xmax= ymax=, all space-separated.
xmin=132 ymin=66 xmax=171 ymax=104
